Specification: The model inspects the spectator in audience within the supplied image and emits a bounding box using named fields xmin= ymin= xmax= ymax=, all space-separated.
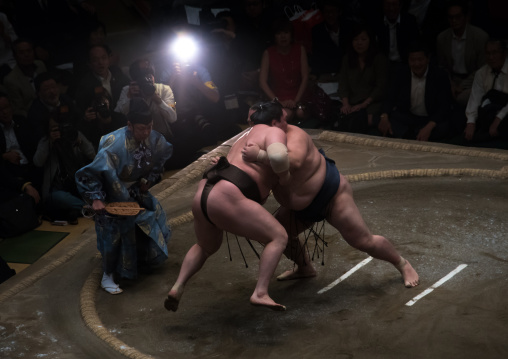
xmin=74 ymin=44 xmax=130 ymax=113
xmin=168 ymin=59 xmax=220 ymax=110
xmin=0 ymin=92 xmax=40 ymax=186
xmin=436 ymin=0 xmax=488 ymax=107
xmin=259 ymin=17 xmax=309 ymax=122
xmin=436 ymin=0 xmax=489 ymax=137
xmin=162 ymin=58 xmax=223 ymax=167
xmin=71 ymin=21 xmax=121 ymax=83
xmin=373 ymin=0 xmax=420 ymax=73
xmin=337 ymin=23 xmax=388 ymax=134
xmin=33 ymin=103 xmax=95 ymax=223
xmin=211 ymin=11 xmax=236 ymax=50
xmin=205 ymin=11 xmax=239 ymax=97
xmin=81 ymin=86 xmax=126 ymax=151
xmin=311 ymin=0 xmax=351 ymax=81
xmin=27 ymin=72 xmax=81 ymax=141
xmin=3 ymin=38 xmax=47 ymax=116
xmin=464 ymin=38 xmax=508 ymax=142
xmin=378 ymin=42 xmax=452 ymax=142
xmin=231 ymin=0 xmax=272 ymax=91
xmin=173 ymin=24 xmax=239 ymax=142
xmin=0 ymin=12 xmax=17 ymax=83
xmin=115 ymin=58 xmax=176 ymax=144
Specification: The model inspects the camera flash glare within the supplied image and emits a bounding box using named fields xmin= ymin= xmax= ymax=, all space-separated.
xmin=171 ymin=35 xmax=198 ymax=63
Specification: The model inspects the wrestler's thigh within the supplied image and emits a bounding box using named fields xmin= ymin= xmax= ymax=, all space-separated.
xmin=192 ymin=179 xmax=224 ymax=254
xmin=326 ymin=176 xmax=371 ymax=245
xmin=207 ymin=182 xmax=287 ymax=245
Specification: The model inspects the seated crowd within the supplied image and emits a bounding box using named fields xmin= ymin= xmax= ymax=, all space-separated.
xmin=0 ymin=0 xmax=507 ymax=227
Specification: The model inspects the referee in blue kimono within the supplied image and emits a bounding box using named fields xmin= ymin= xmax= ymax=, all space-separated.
xmin=76 ymin=98 xmax=173 ymax=294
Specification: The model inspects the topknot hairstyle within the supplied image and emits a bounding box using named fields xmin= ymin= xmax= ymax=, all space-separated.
xmin=249 ymin=100 xmax=283 ymax=125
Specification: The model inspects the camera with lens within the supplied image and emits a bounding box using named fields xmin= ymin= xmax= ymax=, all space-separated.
xmin=180 ymin=63 xmax=194 ymax=76
xmin=137 ymin=75 xmax=156 ymax=97
xmin=94 ymin=101 xmax=110 ymax=118
xmin=193 ymin=114 xmax=212 ymax=133
xmin=91 ymin=86 xmax=111 ymax=119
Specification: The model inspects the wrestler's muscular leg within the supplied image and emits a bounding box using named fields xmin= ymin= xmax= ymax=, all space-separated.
xmin=275 ymin=207 xmax=317 ymax=281
xmin=166 ymin=181 xmax=224 ymax=312
xmin=326 ymin=175 xmax=419 ymax=287
xmin=208 ymin=181 xmax=288 ymax=310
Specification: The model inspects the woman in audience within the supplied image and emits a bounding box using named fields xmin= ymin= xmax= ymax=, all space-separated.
xmin=337 ymin=23 xmax=388 ymax=134
xmin=259 ymin=17 xmax=310 ymax=122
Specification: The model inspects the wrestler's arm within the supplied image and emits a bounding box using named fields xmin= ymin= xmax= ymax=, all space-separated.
xmin=263 ymin=128 xmax=291 ymax=184
xmin=283 ymin=127 xmax=309 ymax=170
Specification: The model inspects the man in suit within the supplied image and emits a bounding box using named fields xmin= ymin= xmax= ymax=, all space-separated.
xmin=74 ymin=44 xmax=130 ymax=114
xmin=27 ymin=72 xmax=81 ymax=142
xmin=310 ymin=0 xmax=351 ymax=80
xmin=3 ymin=39 xmax=47 ymax=116
xmin=464 ymin=38 xmax=508 ymax=142
xmin=378 ymin=42 xmax=453 ymax=142
xmin=373 ymin=0 xmax=420 ymax=67
xmin=436 ymin=0 xmax=489 ymax=107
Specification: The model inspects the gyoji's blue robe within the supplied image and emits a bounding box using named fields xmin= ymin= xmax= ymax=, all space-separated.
xmin=75 ymin=127 xmax=173 ymax=278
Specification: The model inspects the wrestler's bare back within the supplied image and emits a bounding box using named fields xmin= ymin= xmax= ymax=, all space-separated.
xmin=273 ymin=124 xmax=327 ymax=210
xmin=227 ymin=124 xmax=286 ymax=199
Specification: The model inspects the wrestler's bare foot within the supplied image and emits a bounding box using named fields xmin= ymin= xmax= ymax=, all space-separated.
xmin=276 ymin=266 xmax=317 ymax=281
xmin=164 ymin=283 xmax=184 ymax=312
xmin=250 ymin=294 xmax=286 ymax=311
xmin=396 ymin=257 xmax=419 ymax=288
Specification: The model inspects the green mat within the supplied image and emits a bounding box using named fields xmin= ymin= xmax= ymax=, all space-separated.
xmin=0 ymin=230 xmax=69 ymax=264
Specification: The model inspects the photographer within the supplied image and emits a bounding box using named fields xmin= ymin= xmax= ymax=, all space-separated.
xmin=114 ymin=58 xmax=176 ymax=143
xmin=160 ymin=31 xmax=229 ymax=169
xmin=0 ymin=92 xmax=40 ymax=188
xmin=157 ymin=58 xmax=220 ymax=169
xmin=82 ymin=86 xmax=126 ymax=151
xmin=168 ymin=60 xmax=221 ymax=114
xmin=33 ymin=105 xmax=95 ymax=224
